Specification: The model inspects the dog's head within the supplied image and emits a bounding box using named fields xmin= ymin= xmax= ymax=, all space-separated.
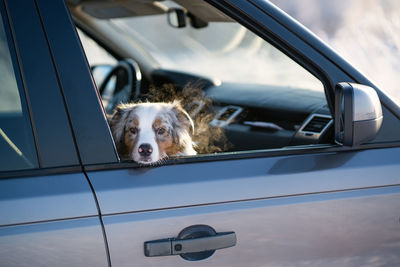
xmin=109 ymin=101 xmax=196 ymax=165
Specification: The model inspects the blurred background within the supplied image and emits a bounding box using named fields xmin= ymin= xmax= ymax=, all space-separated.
xmin=271 ymin=0 xmax=400 ymax=104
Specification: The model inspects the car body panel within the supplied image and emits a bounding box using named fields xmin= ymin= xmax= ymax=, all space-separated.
xmin=102 ymin=186 xmax=400 ymax=266
xmin=0 ymin=172 xmax=98 ymax=226
xmin=0 ymin=171 xmax=109 ymax=266
xmin=88 ymin=147 xmax=400 ymax=215
xmin=88 ymin=147 xmax=400 ymax=265
xmin=0 ymin=217 xmax=108 ymax=267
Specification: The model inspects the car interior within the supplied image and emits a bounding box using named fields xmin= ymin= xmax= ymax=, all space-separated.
xmin=68 ymin=0 xmax=335 ymax=158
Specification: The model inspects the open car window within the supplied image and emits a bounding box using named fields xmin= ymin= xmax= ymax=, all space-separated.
xmin=73 ymin=0 xmax=332 ymax=165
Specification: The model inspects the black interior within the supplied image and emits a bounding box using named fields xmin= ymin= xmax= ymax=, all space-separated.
xmin=100 ymin=65 xmax=334 ymax=153
xmin=152 ymin=71 xmax=333 ymax=151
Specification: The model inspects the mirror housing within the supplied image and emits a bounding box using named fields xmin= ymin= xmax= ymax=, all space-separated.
xmin=335 ymin=82 xmax=383 ymax=146
xmin=167 ymin=9 xmax=208 ymax=29
xmin=167 ymin=8 xmax=187 ymax=28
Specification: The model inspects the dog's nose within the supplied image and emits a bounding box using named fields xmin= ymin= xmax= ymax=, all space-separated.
xmin=138 ymin=143 xmax=153 ymax=157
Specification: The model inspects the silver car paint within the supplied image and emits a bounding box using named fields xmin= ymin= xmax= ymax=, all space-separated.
xmin=87 ymin=147 xmax=400 ymax=265
xmin=0 ymin=172 xmax=108 ymax=266
xmin=103 ymin=186 xmax=400 ymax=266
xmin=88 ymin=147 xmax=400 ymax=214
xmin=0 ymin=217 xmax=108 ymax=267
xmin=0 ymin=172 xmax=98 ymax=226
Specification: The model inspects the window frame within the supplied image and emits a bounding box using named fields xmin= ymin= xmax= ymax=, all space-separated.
xmin=34 ymin=0 xmax=119 ymax=166
xmin=0 ymin=0 xmax=81 ymax=177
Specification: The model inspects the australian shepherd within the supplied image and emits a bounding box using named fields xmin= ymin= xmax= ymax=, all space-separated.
xmin=109 ymin=101 xmax=197 ymax=165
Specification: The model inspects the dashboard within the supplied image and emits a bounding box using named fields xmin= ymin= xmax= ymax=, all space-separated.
xmin=150 ymin=69 xmax=334 ymax=152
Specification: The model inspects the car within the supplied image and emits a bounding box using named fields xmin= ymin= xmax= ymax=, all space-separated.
xmin=1 ymin=0 xmax=400 ymax=266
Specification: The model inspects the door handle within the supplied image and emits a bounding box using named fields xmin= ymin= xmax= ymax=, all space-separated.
xmin=144 ymin=225 xmax=236 ymax=260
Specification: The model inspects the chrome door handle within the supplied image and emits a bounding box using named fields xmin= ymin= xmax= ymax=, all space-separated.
xmin=144 ymin=225 xmax=236 ymax=260
xmin=144 ymin=232 xmax=236 ymax=256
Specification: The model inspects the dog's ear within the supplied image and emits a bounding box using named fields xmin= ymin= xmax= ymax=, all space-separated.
xmin=109 ymin=104 xmax=131 ymax=144
xmin=172 ymin=100 xmax=194 ymax=136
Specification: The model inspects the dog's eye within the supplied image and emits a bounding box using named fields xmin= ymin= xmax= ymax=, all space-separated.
xmin=157 ymin=127 xmax=166 ymax=135
xmin=129 ymin=127 xmax=138 ymax=134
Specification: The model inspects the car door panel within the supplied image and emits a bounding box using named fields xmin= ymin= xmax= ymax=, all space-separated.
xmin=88 ymin=147 xmax=400 ymax=215
xmin=101 ymin=186 xmax=400 ymax=266
xmin=86 ymin=147 xmax=400 ymax=265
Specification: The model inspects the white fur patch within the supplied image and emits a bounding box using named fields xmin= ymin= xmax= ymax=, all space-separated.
xmin=116 ymin=102 xmax=196 ymax=165
xmin=132 ymin=104 xmax=161 ymax=163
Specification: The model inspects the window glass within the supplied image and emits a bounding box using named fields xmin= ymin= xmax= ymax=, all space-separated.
xmin=77 ymin=28 xmax=117 ymax=66
xmin=111 ymin=16 xmax=323 ymax=91
xmin=77 ymin=29 xmax=118 ymax=98
xmin=0 ymin=10 xmax=38 ymax=171
xmin=74 ymin=0 xmax=331 ymax=165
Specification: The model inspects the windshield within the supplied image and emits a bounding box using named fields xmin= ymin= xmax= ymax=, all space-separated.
xmin=109 ymin=12 xmax=323 ymax=91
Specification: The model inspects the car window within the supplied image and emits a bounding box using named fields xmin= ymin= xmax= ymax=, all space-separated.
xmin=73 ymin=0 xmax=331 ymax=165
xmin=111 ymin=16 xmax=323 ymax=91
xmin=0 ymin=10 xmax=38 ymax=171
xmin=77 ymin=28 xmax=117 ymax=67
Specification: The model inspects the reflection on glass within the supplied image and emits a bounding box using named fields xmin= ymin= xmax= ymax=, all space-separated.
xmin=0 ymin=11 xmax=38 ymax=171
xmin=104 ymin=0 xmax=323 ymax=92
xmin=0 ymin=23 xmax=21 ymax=113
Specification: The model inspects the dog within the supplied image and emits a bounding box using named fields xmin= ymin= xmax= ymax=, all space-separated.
xmin=108 ymin=101 xmax=197 ymax=165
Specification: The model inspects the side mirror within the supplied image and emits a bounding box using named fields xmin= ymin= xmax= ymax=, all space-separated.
xmin=334 ymin=82 xmax=383 ymax=146
xmin=167 ymin=8 xmax=187 ymax=28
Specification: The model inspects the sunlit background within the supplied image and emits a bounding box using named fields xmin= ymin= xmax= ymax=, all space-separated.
xmin=271 ymin=0 xmax=400 ymax=104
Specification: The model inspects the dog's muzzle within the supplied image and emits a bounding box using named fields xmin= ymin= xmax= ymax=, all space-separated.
xmin=138 ymin=143 xmax=153 ymax=157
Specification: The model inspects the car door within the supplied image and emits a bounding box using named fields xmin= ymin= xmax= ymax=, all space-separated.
xmin=0 ymin=0 xmax=108 ymax=266
xmin=38 ymin=0 xmax=400 ymax=266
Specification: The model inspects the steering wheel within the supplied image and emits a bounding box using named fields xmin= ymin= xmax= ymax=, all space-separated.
xmin=98 ymin=59 xmax=142 ymax=114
